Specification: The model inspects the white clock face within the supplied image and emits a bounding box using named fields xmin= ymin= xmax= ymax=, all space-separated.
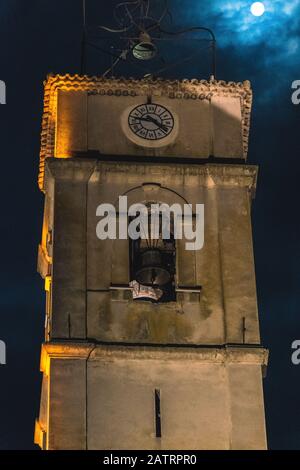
xmin=128 ymin=103 xmax=175 ymax=141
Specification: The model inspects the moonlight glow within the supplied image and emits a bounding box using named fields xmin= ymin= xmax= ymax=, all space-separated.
xmin=250 ymin=2 xmax=265 ymax=16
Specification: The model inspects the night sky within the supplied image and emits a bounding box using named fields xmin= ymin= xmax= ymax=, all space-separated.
xmin=0 ymin=0 xmax=299 ymax=450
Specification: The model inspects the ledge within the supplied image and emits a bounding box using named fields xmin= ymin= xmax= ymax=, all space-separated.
xmin=40 ymin=341 xmax=268 ymax=375
xmin=44 ymin=158 xmax=258 ymax=195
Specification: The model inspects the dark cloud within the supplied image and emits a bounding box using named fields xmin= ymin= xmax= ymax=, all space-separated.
xmin=172 ymin=0 xmax=300 ymax=101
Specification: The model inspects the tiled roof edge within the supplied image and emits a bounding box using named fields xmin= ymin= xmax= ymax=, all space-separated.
xmin=38 ymin=74 xmax=252 ymax=191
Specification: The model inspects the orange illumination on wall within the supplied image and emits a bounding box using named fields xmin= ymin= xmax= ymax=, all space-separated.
xmin=40 ymin=346 xmax=50 ymax=376
xmin=54 ymin=90 xmax=73 ymax=159
xmin=38 ymin=74 xmax=252 ymax=191
xmin=44 ymin=275 xmax=51 ymax=292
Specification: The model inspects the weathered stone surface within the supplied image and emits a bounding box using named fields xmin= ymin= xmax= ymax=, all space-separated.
xmin=47 ymin=358 xmax=86 ymax=450
xmin=47 ymin=160 xmax=96 ymax=338
xmin=36 ymin=342 xmax=268 ymax=450
xmin=43 ymin=158 xmax=259 ymax=345
xmin=56 ymin=90 xmax=88 ymax=157
xmin=36 ymin=75 xmax=267 ymax=451
xmin=38 ymin=75 xmax=252 ymax=190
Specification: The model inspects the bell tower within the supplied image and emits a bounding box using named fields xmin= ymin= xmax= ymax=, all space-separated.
xmin=34 ymin=2 xmax=268 ymax=451
xmin=34 ymin=74 xmax=268 ymax=450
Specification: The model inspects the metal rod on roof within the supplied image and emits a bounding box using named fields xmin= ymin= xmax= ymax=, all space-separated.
xmin=83 ymin=0 xmax=86 ymax=27
xmin=212 ymin=39 xmax=217 ymax=79
xmin=80 ymin=0 xmax=87 ymax=74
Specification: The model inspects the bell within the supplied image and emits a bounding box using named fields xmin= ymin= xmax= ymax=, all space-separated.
xmin=132 ymin=32 xmax=157 ymax=60
xmin=135 ymin=249 xmax=171 ymax=286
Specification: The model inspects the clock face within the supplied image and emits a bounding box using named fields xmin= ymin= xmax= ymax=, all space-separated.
xmin=128 ymin=103 xmax=175 ymax=141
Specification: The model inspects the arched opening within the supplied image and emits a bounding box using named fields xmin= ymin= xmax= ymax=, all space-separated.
xmin=129 ymin=203 xmax=176 ymax=302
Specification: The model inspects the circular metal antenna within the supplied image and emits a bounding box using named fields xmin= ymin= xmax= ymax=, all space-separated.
xmin=81 ymin=0 xmax=217 ymax=78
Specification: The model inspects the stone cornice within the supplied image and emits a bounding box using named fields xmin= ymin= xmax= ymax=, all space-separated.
xmin=89 ymin=344 xmax=268 ymax=366
xmin=45 ymin=158 xmax=258 ymax=196
xmin=40 ymin=341 xmax=268 ymax=373
xmin=39 ymin=74 xmax=252 ymax=190
xmin=46 ymin=158 xmax=96 ymax=183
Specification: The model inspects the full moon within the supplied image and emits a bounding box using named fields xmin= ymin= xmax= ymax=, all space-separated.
xmin=250 ymin=2 xmax=265 ymax=16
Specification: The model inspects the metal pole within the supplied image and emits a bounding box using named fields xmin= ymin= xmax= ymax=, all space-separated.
xmin=212 ymin=39 xmax=217 ymax=79
xmin=80 ymin=0 xmax=87 ymax=74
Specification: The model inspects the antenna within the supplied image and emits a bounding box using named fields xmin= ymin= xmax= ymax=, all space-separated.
xmin=80 ymin=0 xmax=217 ymax=79
xmin=80 ymin=0 xmax=87 ymax=74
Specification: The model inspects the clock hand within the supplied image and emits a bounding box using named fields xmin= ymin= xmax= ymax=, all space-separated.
xmin=144 ymin=115 xmax=168 ymax=131
xmin=135 ymin=116 xmax=168 ymax=132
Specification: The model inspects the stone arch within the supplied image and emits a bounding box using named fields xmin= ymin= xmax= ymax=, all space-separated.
xmin=113 ymin=182 xmax=190 ymax=209
xmin=111 ymin=183 xmax=197 ymax=288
